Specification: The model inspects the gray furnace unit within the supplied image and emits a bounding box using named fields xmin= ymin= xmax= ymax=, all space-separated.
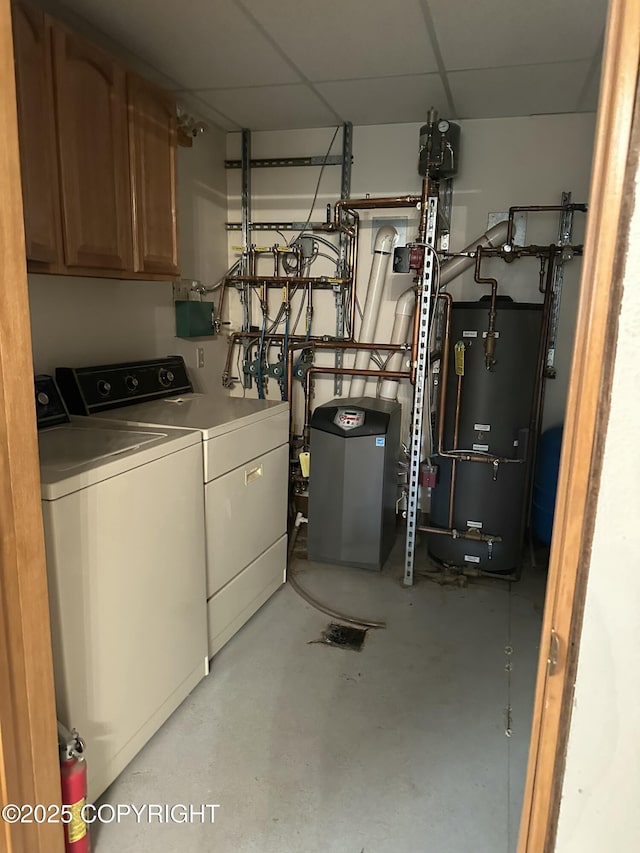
xmin=308 ymin=397 xmax=401 ymax=571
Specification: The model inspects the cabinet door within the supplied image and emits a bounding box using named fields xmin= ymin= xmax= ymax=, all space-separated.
xmin=11 ymin=1 xmax=61 ymax=265
xmin=127 ymin=73 xmax=179 ymax=275
xmin=52 ymin=25 xmax=132 ymax=270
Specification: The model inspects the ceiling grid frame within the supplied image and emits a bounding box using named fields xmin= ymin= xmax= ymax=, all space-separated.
xmin=55 ymin=0 xmax=608 ymax=130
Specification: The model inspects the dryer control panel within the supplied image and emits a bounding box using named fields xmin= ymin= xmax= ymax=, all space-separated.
xmin=56 ymin=357 xmax=192 ymax=415
xmin=35 ymin=376 xmax=69 ymax=429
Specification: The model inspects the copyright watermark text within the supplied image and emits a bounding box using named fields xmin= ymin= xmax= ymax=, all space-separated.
xmin=1 ymin=803 xmax=220 ymax=825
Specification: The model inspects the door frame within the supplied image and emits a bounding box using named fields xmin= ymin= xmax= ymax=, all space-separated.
xmin=0 ymin=1 xmax=638 ymax=852
xmin=0 ymin=1 xmax=64 ymax=850
xmin=518 ymin=0 xmax=640 ymax=849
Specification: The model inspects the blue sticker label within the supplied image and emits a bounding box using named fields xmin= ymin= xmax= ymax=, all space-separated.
xmin=376 ymin=437 xmax=385 ymax=447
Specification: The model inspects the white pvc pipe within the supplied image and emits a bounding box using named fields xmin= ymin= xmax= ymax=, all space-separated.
xmin=379 ymin=287 xmax=414 ymax=401
xmin=439 ymin=220 xmax=509 ymax=287
xmin=377 ymin=219 xmax=510 ymax=401
xmin=349 ymin=225 xmax=397 ymax=398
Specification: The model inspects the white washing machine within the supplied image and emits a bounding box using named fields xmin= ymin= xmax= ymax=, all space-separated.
xmin=36 ymin=376 xmax=208 ymax=801
xmin=56 ymin=358 xmax=289 ymax=659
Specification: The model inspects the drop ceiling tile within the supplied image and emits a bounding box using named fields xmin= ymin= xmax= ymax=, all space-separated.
xmin=239 ymin=0 xmax=438 ymax=80
xmin=58 ymin=0 xmax=302 ymax=88
xmin=428 ymin=0 xmax=607 ymax=70
xmin=193 ymin=85 xmax=340 ymax=130
xmin=449 ymin=62 xmax=591 ymax=119
xmin=316 ymin=75 xmax=448 ymax=126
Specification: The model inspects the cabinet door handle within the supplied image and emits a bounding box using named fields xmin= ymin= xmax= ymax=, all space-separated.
xmin=245 ymin=465 xmax=263 ymax=485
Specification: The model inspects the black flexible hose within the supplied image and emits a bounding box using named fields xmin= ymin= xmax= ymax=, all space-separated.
xmin=287 ymin=524 xmax=387 ymax=629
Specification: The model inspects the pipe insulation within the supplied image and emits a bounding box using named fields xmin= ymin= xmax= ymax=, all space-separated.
xmin=378 ymin=220 xmax=510 ymax=402
xmin=348 ymin=225 xmax=397 ymax=398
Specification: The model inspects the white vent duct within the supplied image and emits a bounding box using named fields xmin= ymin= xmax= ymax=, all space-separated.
xmin=349 ymin=225 xmax=397 ymax=398
xmin=378 ymin=220 xmax=510 ymax=401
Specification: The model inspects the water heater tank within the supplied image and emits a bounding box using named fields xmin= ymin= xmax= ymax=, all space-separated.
xmin=428 ymin=298 xmax=543 ymax=573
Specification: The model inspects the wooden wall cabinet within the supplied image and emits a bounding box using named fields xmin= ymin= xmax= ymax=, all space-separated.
xmin=11 ymin=1 xmax=180 ymax=280
xmin=52 ymin=24 xmax=133 ymax=272
xmin=11 ymin=1 xmax=62 ymax=267
xmin=128 ymin=73 xmax=179 ymax=276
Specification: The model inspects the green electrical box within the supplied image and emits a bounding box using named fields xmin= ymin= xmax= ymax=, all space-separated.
xmin=175 ymin=300 xmax=214 ymax=338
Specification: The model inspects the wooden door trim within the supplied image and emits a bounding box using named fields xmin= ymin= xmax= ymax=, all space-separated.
xmin=0 ymin=1 xmax=63 ymax=850
xmin=518 ymin=0 xmax=640 ymax=849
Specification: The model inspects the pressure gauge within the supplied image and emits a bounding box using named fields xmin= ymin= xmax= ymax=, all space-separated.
xmin=437 ymin=119 xmax=450 ymax=133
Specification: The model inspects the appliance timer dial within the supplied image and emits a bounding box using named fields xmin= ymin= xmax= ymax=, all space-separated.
xmin=158 ymin=368 xmax=175 ymax=387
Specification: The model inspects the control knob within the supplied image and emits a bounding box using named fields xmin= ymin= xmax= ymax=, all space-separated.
xmin=37 ymin=391 xmax=49 ymax=406
xmin=158 ymin=368 xmax=175 ymax=388
xmin=125 ymin=375 xmax=139 ymax=393
xmin=97 ymin=380 xmax=112 ymax=397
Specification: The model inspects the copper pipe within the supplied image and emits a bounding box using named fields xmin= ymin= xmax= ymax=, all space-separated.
xmin=289 ymin=339 xmax=408 ymax=353
xmin=523 ymin=248 xmax=556 ymax=535
xmin=290 ymin=336 xmax=411 ymax=408
xmin=348 ymin=218 xmax=359 ymax=337
xmin=227 ymin=276 xmax=352 ymax=285
xmin=286 ymin=345 xmax=298 ymax=431
xmin=216 ymin=276 xmax=228 ymax=327
xmin=284 ymin=339 xmax=408 ymax=413
xmin=226 ymin=330 xmax=407 ymax=397
xmin=222 ymin=330 xmax=299 ymax=386
xmin=538 ymin=255 xmax=547 ymax=293
xmin=334 ymin=195 xmax=421 ymax=224
xmin=475 ymin=244 xmax=567 ymax=260
xmin=474 ymin=246 xmax=498 ymax=369
xmin=303 ymin=366 xmax=409 ymax=443
xmin=435 ymin=291 xmax=519 ymax=466
xmin=436 ymin=292 xmax=453 ymax=455
xmin=448 ymin=372 xmax=463 ymax=527
xmin=418 ymin=525 xmax=502 ymax=543
xmin=505 ymin=205 xmax=579 ymax=246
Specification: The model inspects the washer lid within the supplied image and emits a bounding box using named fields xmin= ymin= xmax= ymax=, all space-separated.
xmin=38 ymin=421 xmax=201 ymax=500
xmin=93 ymin=393 xmax=289 ymax=440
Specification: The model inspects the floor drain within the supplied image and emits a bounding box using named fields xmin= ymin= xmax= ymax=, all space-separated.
xmin=318 ymin=623 xmax=367 ymax=651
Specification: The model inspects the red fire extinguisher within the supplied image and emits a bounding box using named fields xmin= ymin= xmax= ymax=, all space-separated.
xmin=58 ymin=722 xmax=89 ymax=853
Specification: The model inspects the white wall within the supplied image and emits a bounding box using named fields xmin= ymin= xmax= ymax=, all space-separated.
xmin=28 ymin=128 xmax=230 ymax=396
xmin=554 ymin=146 xmax=640 ymax=852
xmin=225 ymin=114 xmax=596 ymax=434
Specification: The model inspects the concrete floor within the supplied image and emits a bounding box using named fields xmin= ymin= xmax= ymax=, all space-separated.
xmin=92 ymin=537 xmax=546 ymax=853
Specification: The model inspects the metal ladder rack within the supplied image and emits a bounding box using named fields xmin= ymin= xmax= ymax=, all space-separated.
xmin=404 ymin=191 xmax=439 ymax=587
xmin=225 ymin=124 xmax=353 ymax=396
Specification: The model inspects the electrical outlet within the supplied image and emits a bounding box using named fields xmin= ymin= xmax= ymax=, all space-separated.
xmin=172 ymin=280 xmax=191 ymax=301
xmin=197 ymin=347 xmax=205 ymax=368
